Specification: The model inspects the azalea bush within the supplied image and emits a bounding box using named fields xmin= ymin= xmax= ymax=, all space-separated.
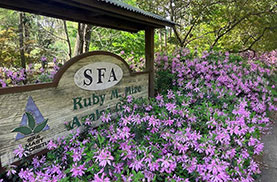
xmin=119 ymin=50 xmax=145 ymax=72
xmin=155 ymin=49 xmax=276 ymax=112
xmin=0 ymin=57 xmax=62 ymax=87
xmin=1 ymin=50 xmax=276 ymax=182
xmin=240 ymin=50 xmax=277 ymax=70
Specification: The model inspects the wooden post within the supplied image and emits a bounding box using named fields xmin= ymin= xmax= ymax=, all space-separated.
xmin=145 ymin=27 xmax=155 ymax=98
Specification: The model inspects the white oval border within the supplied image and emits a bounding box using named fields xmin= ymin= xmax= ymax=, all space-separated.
xmin=74 ymin=62 xmax=123 ymax=90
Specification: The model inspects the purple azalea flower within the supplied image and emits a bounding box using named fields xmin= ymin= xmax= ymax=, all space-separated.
xmin=92 ymin=173 xmax=111 ymax=182
xmin=129 ymin=159 xmax=143 ymax=171
xmin=70 ymin=163 xmax=86 ymax=177
xmin=41 ymin=57 xmax=47 ymax=62
xmin=94 ymin=149 xmax=114 ymax=167
xmin=13 ymin=144 xmax=28 ymax=158
xmin=47 ymin=140 xmax=58 ymax=150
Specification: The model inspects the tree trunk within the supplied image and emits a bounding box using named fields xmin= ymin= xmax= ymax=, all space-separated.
xmin=73 ymin=23 xmax=93 ymax=56
xmin=63 ymin=20 xmax=72 ymax=59
xmin=23 ymin=14 xmax=32 ymax=55
xmin=159 ymin=29 xmax=162 ymax=51
xmin=73 ymin=23 xmax=85 ymax=56
xmin=19 ymin=12 xmax=27 ymax=84
xmin=19 ymin=12 xmax=26 ymax=69
xmin=164 ymin=29 xmax=167 ymax=50
xmin=83 ymin=24 xmax=93 ymax=52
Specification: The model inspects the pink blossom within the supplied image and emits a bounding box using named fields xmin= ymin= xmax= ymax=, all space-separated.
xmin=13 ymin=144 xmax=28 ymax=158
xmin=94 ymin=150 xmax=114 ymax=167
xmin=92 ymin=173 xmax=111 ymax=182
xmin=47 ymin=140 xmax=58 ymax=150
xmin=130 ymin=159 xmax=143 ymax=171
xmin=6 ymin=165 xmax=16 ymax=177
xmin=70 ymin=163 xmax=86 ymax=178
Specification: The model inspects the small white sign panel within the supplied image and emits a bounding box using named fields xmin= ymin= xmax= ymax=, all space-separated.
xmin=74 ymin=62 xmax=123 ymax=90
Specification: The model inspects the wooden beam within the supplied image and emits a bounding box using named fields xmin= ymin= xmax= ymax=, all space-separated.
xmin=64 ymin=0 xmax=173 ymax=28
xmin=0 ymin=0 xmax=143 ymax=32
xmin=145 ymin=27 xmax=155 ymax=98
xmin=50 ymin=0 xmax=155 ymax=29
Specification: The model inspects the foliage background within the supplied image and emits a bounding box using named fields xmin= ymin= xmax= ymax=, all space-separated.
xmin=0 ymin=0 xmax=276 ymax=70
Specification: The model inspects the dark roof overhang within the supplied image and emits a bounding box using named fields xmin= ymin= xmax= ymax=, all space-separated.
xmin=0 ymin=0 xmax=175 ymax=33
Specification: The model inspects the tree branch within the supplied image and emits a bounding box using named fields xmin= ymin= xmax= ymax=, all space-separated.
xmin=184 ymin=30 xmax=217 ymax=47
xmin=36 ymin=21 xmax=67 ymax=42
xmin=237 ymin=26 xmax=276 ymax=53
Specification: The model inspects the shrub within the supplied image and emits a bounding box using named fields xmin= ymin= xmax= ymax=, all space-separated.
xmin=1 ymin=50 xmax=276 ymax=182
xmin=0 ymin=57 xmax=62 ymax=87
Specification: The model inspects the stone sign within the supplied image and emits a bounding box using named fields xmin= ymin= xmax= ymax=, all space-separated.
xmin=0 ymin=51 xmax=149 ymax=167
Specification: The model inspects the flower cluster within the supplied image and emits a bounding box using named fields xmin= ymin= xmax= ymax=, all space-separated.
xmin=240 ymin=50 xmax=277 ymax=70
xmin=0 ymin=50 xmax=276 ymax=182
xmin=0 ymin=57 xmax=61 ymax=87
xmin=0 ymin=67 xmax=26 ymax=87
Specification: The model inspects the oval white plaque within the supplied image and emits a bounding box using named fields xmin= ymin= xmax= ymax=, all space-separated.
xmin=74 ymin=62 xmax=123 ymax=90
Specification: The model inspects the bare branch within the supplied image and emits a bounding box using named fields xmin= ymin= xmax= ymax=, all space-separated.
xmin=182 ymin=19 xmax=198 ymax=45
xmin=209 ymin=9 xmax=272 ymax=50
xmin=184 ymin=30 xmax=217 ymax=46
xmin=237 ymin=26 xmax=277 ymax=53
xmin=36 ymin=21 xmax=67 ymax=42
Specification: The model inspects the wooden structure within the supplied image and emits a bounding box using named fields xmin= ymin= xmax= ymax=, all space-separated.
xmin=0 ymin=51 xmax=149 ymax=169
xmin=0 ymin=0 xmax=175 ymax=171
xmin=0 ymin=0 xmax=175 ymax=97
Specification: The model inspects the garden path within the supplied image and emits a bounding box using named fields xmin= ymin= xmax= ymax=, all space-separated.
xmin=258 ymin=112 xmax=277 ymax=182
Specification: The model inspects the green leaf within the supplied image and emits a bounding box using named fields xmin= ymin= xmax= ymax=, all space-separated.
xmin=33 ymin=119 xmax=48 ymax=134
xmin=12 ymin=126 xmax=32 ymax=135
xmin=97 ymin=134 xmax=105 ymax=146
xmin=26 ymin=112 xmax=35 ymax=130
